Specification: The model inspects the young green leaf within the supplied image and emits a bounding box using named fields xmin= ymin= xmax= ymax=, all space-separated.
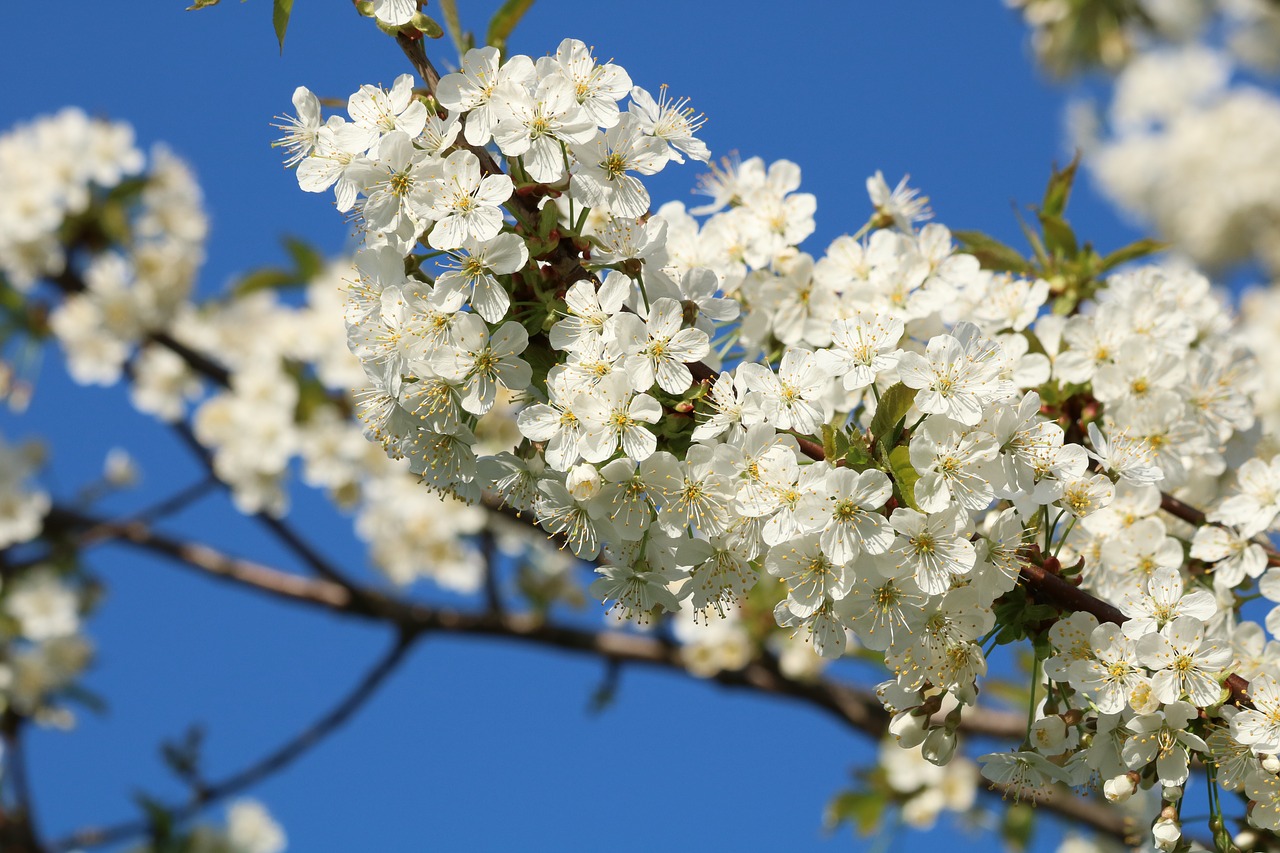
xmin=437 ymin=0 xmax=470 ymax=61
xmin=869 ymin=383 xmax=918 ymax=444
xmin=1038 ymin=213 xmax=1078 ymax=259
xmin=953 ymin=230 xmax=1030 ymax=273
xmin=1040 ymin=153 xmax=1079 ymax=220
xmin=888 ymin=445 xmax=921 ymax=510
xmin=487 ymin=0 xmax=536 ymax=57
xmin=1099 ymin=237 xmax=1167 ymax=272
xmin=233 ymin=267 xmax=297 ymax=296
xmin=273 ymin=0 xmax=294 ymax=54
xmin=821 ymin=422 xmax=849 ymax=461
xmin=282 ymin=236 xmax=323 ymax=281
xmin=824 ymin=789 xmax=886 ymax=836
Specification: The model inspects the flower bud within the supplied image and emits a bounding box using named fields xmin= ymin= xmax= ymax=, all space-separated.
xmin=1103 ymin=773 xmax=1137 ymax=803
xmin=1161 ymin=784 xmax=1182 ymax=802
xmin=411 ymin=12 xmax=444 ymax=38
xmin=1152 ymin=816 xmax=1181 ymax=851
xmin=921 ymin=726 xmax=957 ymax=766
xmin=566 ymin=463 xmax=601 ymax=501
xmin=1263 ymin=753 xmax=1280 ymax=774
xmin=888 ymin=710 xmax=928 ymax=748
xmin=104 ymin=447 xmax=138 ymax=487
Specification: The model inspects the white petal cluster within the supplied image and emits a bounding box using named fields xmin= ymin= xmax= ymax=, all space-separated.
xmin=275 ymin=41 xmax=1280 ymax=837
xmin=1086 ymin=45 xmax=1280 ymax=273
xmin=0 ymin=108 xmax=144 ymax=290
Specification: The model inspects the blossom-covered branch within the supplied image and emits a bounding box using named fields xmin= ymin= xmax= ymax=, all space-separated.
xmin=45 ymin=503 xmax=1141 ymax=846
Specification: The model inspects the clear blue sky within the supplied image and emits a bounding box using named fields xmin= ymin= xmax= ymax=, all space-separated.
xmin=0 ymin=3 xmax=1144 ymax=851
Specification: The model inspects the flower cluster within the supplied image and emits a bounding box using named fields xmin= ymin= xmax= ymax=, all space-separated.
xmin=276 ymin=37 xmax=1280 ymax=846
xmin=0 ymin=109 xmax=522 ymax=596
xmin=0 ymin=109 xmax=208 ymax=386
xmin=1081 ymin=45 xmax=1280 ymax=274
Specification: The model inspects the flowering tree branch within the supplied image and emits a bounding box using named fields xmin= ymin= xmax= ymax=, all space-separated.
xmin=2 ymin=5 xmax=1276 ymax=849
xmin=40 ymin=503 xmax=1140 ymax=845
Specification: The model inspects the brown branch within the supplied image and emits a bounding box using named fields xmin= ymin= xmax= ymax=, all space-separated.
xmin=49 ymin=505 xmax=1132 ymax=843
xmin=32 ymin=46 xmax=1191 ymax=843
xmin=50 ymin=260 xmax=368 ymax=597
xmin=129 ymin=477 xmax=219 ymax=525
xmin=0 ymin=714 xmax=45 ymax=853
xmin=1161 ymin=492 xmax=1280 ymax=569
xmin=48 ymin=632 xmax=417 ymax=853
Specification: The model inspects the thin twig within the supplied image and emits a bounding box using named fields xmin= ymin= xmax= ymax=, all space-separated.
xmin=130 ymin=477 xmax=219 ymax=525
xmin=162 ymin=415 xmax=367 ymax=593
xmin=48 ymin=633 xmax=417 ymax=852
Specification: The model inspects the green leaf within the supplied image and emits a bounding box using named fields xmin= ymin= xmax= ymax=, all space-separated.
xmin=843 ymin=429 xmax=873 ymax=469
xmin=1013 ymin=206 xmax=1049 ymax=269
xmin=273 ymin=0 xmax=294 ymax=54
xmin=821 ymin=423 xmax=849 ymax=461
xmin=486 ymin=0 xmax=536 ymax=56
xmin=587 ymin=661 xmax=620 ymax=714
xmin=953 ymin=230 xmax=1029 ymax=273
xmin=824 ymin=789 xmax=885 ymax=836
xmin=869 ymin=383 xmax=917 ymax=443
xmin=1038 ymin=213 xmax=1078 ymax=259
xmin=185 ymin=0 xmax=222 ymax=9
xmin=233 ymin=267 xmax=296 ymax=295
xmin=133 ymin=793 xmax=176 ymax=844
xmin=1099 ymin=237 xmax=1167 ymax=272
xmin=1040 ymin=154 xmax=1079 ymax=220
xmin=536 ymin=201 xmax=560 ymax=240
xmin=411 ymin=12 xmax=444 ymax=38
xmin=160 ymin=724 xmax=205 ymax=784
xmin=60 ymin=683 xmax=109 ymax=715
xmin=282 ymin=236 xmax=323 ymax=281
xmin=438 ymin=0 xmax=469 ymax=59
xmin=888 ymin=445 xmax=921 ymax=511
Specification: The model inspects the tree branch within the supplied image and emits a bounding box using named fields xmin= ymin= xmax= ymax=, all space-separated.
xmin=0 ymin=714 xmax=45 ymax=853
xmin=47 ymin=632 xmax=417 ymax=852
xmin=47 ymin=505 xmax=1132 ymax=843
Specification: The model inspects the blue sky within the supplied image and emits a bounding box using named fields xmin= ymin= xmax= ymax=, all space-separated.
xmin=0 ymin=3 xmax=1146 ymax=851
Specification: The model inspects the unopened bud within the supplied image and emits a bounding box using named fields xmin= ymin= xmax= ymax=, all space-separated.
xmin=921 ymin=726 xmax=957 ymax=766
xmin=566 ymin=463 xmax=601 ymax=501
xmin=1263 ymin=753 xmax=1280 ymax=774
xmin=411 ymin=12 xmax=444 ymax=37
xmin=104 ymin=447 xmax=138 ymax=487
xmin=888 ymin=710 xmax=928 ymax=748
xmin=1161 ymin=784 xmax=1182 ymax=802
xmin=1103 ymin=773 xmax=1137 ymax=803
xmin=1152 ymin=816 xmax=1181 ymax=852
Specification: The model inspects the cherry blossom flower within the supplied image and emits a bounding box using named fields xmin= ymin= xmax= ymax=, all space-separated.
xmin=570 ymin=115 xmax=668 ymax=218
xmin=889 ymin=507 xmax=976 ymax=595
xmin=1119 ymin=566 xmax=1217 ymax=639
xmin=422 ymin=150 xmax=514 ymax=250
xmin=429 ymin=315 xmax=531 ymax=415
xmin=1136 ymin=616 xmax=1233 ymax=706
xmin=434 ymin=232 xmax=528 ymax=323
